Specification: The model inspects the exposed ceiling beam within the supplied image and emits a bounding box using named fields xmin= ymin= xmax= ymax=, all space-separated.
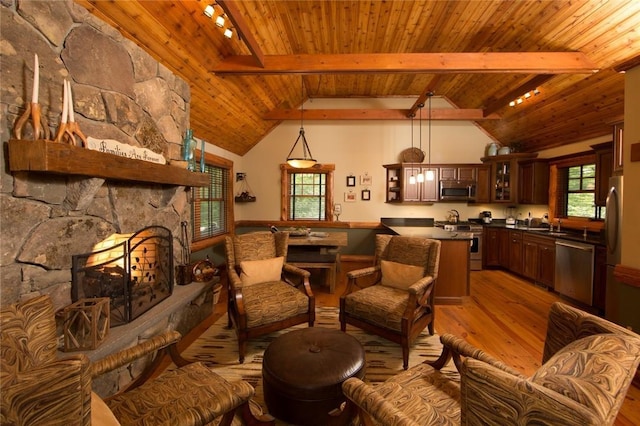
xmin=217 ymin=0 xmax=265 ymax=67
xmin=614 ymin=54 xmax=640 ymax=73
xmin=264 ymin=108 xmax=500 ymax=121
xmin=213 ymin=52 xmax=598 ymax=75
xmin=483 ymin=75 xmax=555 ymax=116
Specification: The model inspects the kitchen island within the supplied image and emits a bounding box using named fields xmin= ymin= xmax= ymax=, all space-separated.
xmin=384 ymin=224 xmax=472 ymax=305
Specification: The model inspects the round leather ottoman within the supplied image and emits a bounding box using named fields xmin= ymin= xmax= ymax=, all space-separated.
xmin=262 ymin=327 xmax=365 ymax=425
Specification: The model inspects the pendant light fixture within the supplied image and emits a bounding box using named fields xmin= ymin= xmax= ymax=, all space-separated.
xmin=416 ymin=103 xmax=425 ymax=183
xmin=286 ymin=76 xmax=317 ymax=168
xmin=408 ymin=113 xmax=416 ymax=184
xmin=425 ymin=92 xmax=435 ymax=181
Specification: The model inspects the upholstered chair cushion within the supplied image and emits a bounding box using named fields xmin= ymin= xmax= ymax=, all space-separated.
xmin=343 ymin=285 xmax=409 ymax=332
xmin=91 ymin=392 xmax=121 ymax=426
xmin=380 ymin=260 xmax=425 ymax=291
xmin=242 ymin=281 xmax=310 ymax=328
xmin=239 ymin=256 xmax=284 ymax=287
xmin=530 ymin=333 xmax=640 ymax=423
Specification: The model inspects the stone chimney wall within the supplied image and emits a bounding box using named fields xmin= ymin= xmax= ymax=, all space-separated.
xmin=1 ymin=1 xmax=193 ymax=311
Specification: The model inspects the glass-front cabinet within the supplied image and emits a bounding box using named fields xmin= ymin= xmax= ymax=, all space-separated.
xmin=494 ymin=159 xmax=512 ymax=202
xmin=482 ymin=153 xmax=537 ymax=204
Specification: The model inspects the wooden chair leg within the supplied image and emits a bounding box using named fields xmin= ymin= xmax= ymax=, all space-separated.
xmin=402 ymin=343 xmax=409 ymax=370
xmin=239 ymin=401 xmax=276 ymax=426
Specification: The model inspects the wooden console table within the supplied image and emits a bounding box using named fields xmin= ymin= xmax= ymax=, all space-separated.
xmin=287 ymin=232 xmax=348 ymax=294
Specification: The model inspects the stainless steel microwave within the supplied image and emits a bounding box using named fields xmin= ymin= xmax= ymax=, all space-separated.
xmin=440 ymin=180 xmax=476 ymax=201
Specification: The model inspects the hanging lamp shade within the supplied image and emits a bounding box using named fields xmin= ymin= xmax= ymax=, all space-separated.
xmin=286 ymin=76 xmax=316 ymax=168
xmin=286 ymin=128 xmax=316 ymax=168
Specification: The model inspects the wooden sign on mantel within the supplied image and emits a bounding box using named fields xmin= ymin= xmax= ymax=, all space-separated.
xmin=86 ymin=137 xmax=166 ymax=164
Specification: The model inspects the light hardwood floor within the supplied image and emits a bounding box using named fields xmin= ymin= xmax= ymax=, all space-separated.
xmin=185 ymin=266 xmax=640 ymax=425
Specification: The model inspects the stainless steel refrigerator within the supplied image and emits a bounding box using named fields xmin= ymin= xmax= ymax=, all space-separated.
xmin=604 ymin=175 xmax=638 ymax=331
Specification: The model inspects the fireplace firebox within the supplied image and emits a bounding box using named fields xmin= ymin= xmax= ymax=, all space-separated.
xmin=72 ymin=226 xmax=174 ymax=326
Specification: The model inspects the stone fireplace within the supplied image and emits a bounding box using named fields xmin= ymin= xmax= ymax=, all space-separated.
xmin=1 ymin=2 xmax=215 ymax=395
xmin=72 ymin=226 xmax=174 ymax=326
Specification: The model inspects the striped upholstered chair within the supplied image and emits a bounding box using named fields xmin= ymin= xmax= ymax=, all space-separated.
xmin=0 ymin=295 xmax=273 ymax=426
xmin=225 ymin=231 xmax=315 ymax=363
xmin=340 ymin=235 xmax=441 ymax=370
xmin=342 ymin=302 xmax=640 ymax=425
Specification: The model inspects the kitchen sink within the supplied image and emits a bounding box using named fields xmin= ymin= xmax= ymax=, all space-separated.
xmin=547 ymin=232 xmax=568 ymax=236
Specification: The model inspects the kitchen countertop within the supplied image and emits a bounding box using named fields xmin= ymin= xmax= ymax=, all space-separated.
xmin=384 ymin=225 xmax=473 ymax=240
xmin=483 ymin=222 xmax=605 ymax=246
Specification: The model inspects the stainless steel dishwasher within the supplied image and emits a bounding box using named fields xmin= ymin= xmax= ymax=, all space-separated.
xmin=554 ymin=239 xmax=595 ymax=306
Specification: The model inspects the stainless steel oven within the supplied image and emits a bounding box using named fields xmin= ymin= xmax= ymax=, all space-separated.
xmin=446 ymin=223 xmax=483 ymax=270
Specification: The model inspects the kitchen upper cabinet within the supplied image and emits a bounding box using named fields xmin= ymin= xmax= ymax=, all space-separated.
xmin=592 ymin=142 xmax=613 ymax=206
xmin=384 ymin=164 xmax=403 ymax=203
xmin=518 ymin=160 xmax=549 ymax=205
xmin=475 ymin=165 xmax=491 ymax=203
xmin=403 ymin=166 xmax=439 ymax=202
xmin=384 ymin=163 xmax=438 ymax=203
xmin=440 ymin=166 xmax=476 ymax=181
xmin=482 ymin=153 xmax=537 ymax=204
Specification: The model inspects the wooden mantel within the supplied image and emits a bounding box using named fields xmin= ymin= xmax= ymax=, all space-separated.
xmin=8 ymin=139 xmax=209 ymax=187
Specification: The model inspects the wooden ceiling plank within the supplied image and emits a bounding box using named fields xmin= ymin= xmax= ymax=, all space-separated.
xmin=213 ymin=52 xmax=598 ymax=74
xmin=264 ymin=108 xmax=499 ymax=121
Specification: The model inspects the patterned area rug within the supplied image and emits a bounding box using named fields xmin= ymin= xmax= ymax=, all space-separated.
xmin=175 ymin=307 xmax=448 ymax=424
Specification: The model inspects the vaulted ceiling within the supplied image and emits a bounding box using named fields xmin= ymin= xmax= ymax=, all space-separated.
xmin=77 ymin=0 xmax=640 ymax=156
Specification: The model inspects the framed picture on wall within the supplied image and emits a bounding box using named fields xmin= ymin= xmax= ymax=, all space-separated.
xmin=346 ymin=175 xmax=356 ymax=187
xmin=344 ymin=191 xmax=357 ymax=202
xmin=360 ymin=174 xmax=372 ymax=186
xmin=361 ymin=189 xmax=371 ymax=201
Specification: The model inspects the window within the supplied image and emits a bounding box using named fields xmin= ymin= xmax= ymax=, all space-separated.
xmin=557 ymin=163 xmax=601 ymax=219
xmin=192 ymin=151 xmax=233 ymax=248
xmin=280 ymin=164 xmax=335 ymax=221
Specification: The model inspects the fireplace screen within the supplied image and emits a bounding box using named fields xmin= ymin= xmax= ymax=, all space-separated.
xmin=72 ymin=226 xmax=174 ymax=326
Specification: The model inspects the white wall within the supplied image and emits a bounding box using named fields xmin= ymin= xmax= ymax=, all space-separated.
xmin=622 ymin=66 xmax=640 ymax=266
xmin=203 ymin=97 xmax=573 ymax=223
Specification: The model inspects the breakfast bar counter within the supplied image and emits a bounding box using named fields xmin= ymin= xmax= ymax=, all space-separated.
xmin=384 ymin=224 xmax=471 ymax=305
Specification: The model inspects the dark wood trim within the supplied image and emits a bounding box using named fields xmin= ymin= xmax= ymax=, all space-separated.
xmin=613 ymin=264 xmax=640 ymax=288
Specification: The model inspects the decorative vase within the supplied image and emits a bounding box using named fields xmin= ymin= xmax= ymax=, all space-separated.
xmin=182 ymin=129 xmax=197 ymax=171
xmin=487 ymin=143 xmax=499 ymax=156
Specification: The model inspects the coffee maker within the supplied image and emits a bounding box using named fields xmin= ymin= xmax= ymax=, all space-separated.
xmin=480 ymin=211 xmax=492 ymax=224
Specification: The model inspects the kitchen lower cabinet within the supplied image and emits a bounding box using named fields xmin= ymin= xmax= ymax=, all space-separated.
xmin=498 ymin=228 xmax=510 ymax=268
xmin=593 ymin=245 xmax=607 ymax=312
xmin=483 ymin=227 xmax=500 ymax=267
xmin=508 ymin=230 xmax=523 ymax=274
xmin=483 ymin=227 xmax=511 ymax=268
xmin=523 ymin=233 xmax=555 ymax=288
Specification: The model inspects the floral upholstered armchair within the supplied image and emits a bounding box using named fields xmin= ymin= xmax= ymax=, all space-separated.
xmin=342 ymin=302 xmax=640 ymax=426
xmin=340 ymin=235 xmax=441 ymax=370
xmin=0 ymin=295 xmax=274 ymax=426
xmin=225 ymin=231 xmax=315 ymax=363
